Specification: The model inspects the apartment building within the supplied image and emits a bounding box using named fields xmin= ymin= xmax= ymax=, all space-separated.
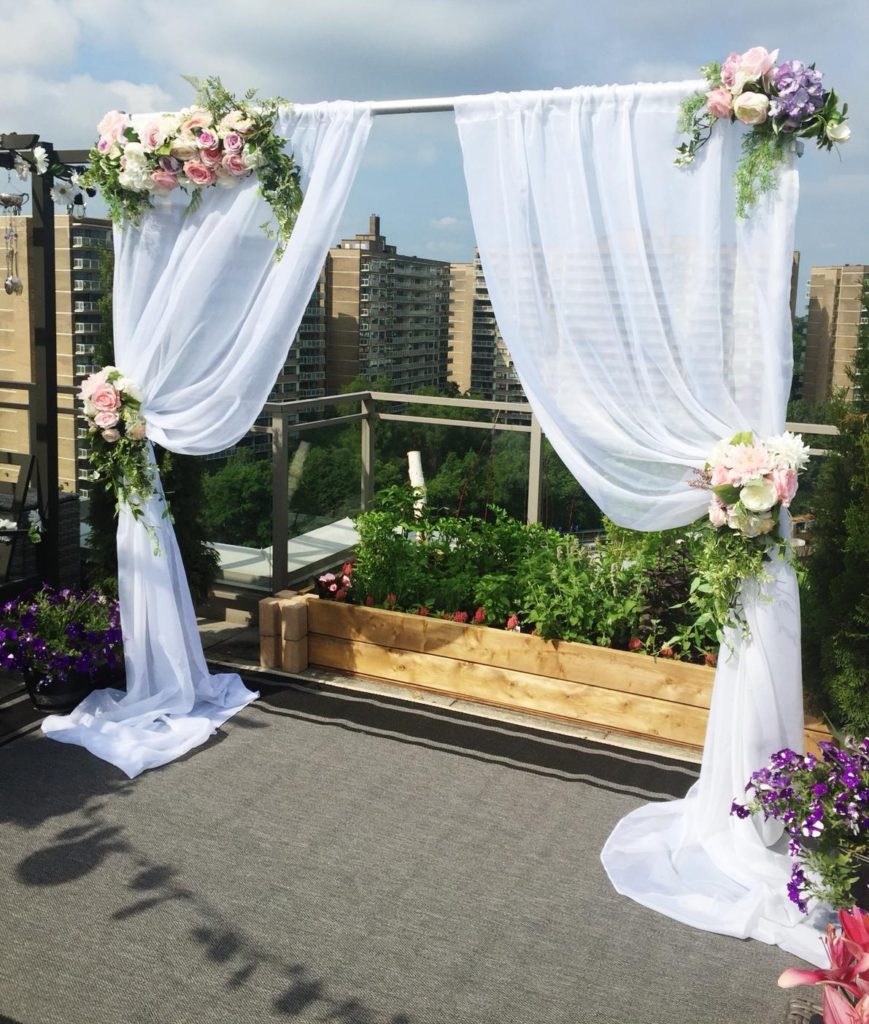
xmin=0 ymin=214 xmax=112 ymax=495
xmin=325 ymin=215 xmax=451 ymax=394
xmin=803 ymin=264 xmax=868 ymax=403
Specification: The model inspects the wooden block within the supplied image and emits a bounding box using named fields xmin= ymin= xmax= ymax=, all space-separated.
xmin=274 ymin=589 xmax=297 ymax=600
xmin=280 ymin=596 xmax=308 ymax=642
xmin=281 ymin=637 xmax=308 ymax=673
xmin=259 ymin=634 xmax=281 ymax=670
xmin=259 ymin=597 xmax=282 ymax=637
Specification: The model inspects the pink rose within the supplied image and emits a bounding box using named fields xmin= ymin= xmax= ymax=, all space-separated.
xmin=141 ymin=121 xmax=166 ymax=152
xmin=708 ymin=497 xmax=728 ymax=528
xmin=79 ymin=368 xmax=109 ymax=401
xmin=198 ymin=128 xmax=219 ymax=149
xmin=772 ymin=467 xmax=798 ymax=507
xmin=101 ymin=428 xmax=121 ymax=443
xmin=179 ymin=108 xmax=213 ymax=136
xmin=199 ymin=146 xmax=223 ymax=168
xmin=706 ymin=87 xmax=733 ymax=119
xmin=733 ymin=92 xmax=770 ymax=126
xmin=90 ymin=382 xmax=121 ymax=414
xmin=737 ymin=46 xmax=779 ymax=83
xmin=94 ymin=410 xmax=119 ymax=429
xmin=222 ymin=152 xmax=249 ymax=177
xmin=721 ymin=53 xmax=741 ymax=88
xmin=183 ymin=161 xmax=216 ymax=187
xmin=222 ymin=131 xmax=244 ymax=153
xmin=150 ymin=169 xmax=179 ymax=191
xmin=97 ymin=110 xmax=131 ymax=143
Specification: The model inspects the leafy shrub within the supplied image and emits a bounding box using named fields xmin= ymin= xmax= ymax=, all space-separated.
xmin=350 ymin=487 xmax=723 ymax=662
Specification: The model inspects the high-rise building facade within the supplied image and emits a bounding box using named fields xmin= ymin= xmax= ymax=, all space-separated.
xmin=448 ymin=250 xmax=525 ymax=405
xmin=325 ymin=215 xmax=451 ymax=393
xmin=804 ymin=264 xmax=868 ymax=404
xmin=0 ymin=214 xmax=112 ymax=496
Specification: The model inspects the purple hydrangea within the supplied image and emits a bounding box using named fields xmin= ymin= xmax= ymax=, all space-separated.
xmin=770 ymin=60 xmax=826 ymax=131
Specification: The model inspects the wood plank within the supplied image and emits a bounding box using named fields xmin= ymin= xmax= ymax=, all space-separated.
xmin=307 ymin=599 xmax=715 ymax=709
xmin=308 ymin=634 xmax=711 ymax=748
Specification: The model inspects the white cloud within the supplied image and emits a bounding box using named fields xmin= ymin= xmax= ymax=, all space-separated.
xmin=431 ymin=216 xmax=464 ymax=231
xmin=0 ymin=72 xmax=173 ymax=147
xmin=0 ymin=0 xmax=81 ymax=68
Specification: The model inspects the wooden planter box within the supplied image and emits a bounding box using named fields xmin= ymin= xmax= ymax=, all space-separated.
xmin=260 ymin=594 xmax=831 ymax=754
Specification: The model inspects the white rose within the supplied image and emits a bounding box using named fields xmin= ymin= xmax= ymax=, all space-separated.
xmin=170 ymin=137 xmax=198 ymax=161
xmin=242 ymin=148 xmax=265 ymax=170
xmin=740 ymin=477 xmax=778 ymax=513
xmin=122 ymin=141 xmax=148 ymax=167
xmin=826 ymin=122 xmax=851 ymax=144
xmin=117 ymin=168 xmax=149 ymax=192
xmin=741 ymin=511 xmax=777 ymax=538
xmin=733 ymin=92 xmax=770 ymax=126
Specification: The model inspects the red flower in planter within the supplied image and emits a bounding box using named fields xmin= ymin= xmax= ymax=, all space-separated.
xmin=506 ymin=614 xmax=520 ymax=631
xmin=659 ymin=646 xmax=675 ymax=658
xmin=628 ymin=637 xmax=643 ymax=652
xmin=365 ymin=595 xmax=374 ymax=607
xmin=386 ymin=594 xmax=397 ymax=606
xmin=417 ymin=606 xmax=430 ymax=617
xmin=473 ymin=607 xmax=486 ymax=624
xmin=704 ymin=651 xmax=717 ymax=667
xmin=334 ymin=589 xmax=347 ymax=601
xmin=453 ymin=611 xmax=469 ymax=623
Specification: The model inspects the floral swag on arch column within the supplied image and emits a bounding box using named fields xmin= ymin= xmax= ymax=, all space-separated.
xmin=42 ymin=78 xmax=373 ymax=778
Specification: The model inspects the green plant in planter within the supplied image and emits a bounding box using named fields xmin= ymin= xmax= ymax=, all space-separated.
xmin=351 ymin=486 xmax=738 ymax=661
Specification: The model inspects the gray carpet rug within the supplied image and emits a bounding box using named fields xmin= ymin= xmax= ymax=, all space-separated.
xmin=0 ymin=680 xmax=811 ymax=1024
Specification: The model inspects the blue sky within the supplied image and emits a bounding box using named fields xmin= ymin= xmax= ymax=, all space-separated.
xmin=2 ymin=0 xmax=867 ymax=309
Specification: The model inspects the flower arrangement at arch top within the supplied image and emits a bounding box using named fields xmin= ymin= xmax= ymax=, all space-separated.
xmin=80 ymin=366 xmax=158 ymax=524
xmin=676 ymin=46 xmax=850 ymax=217
xmin=82 ymin=76 xmax=303 ymax=258
xmin=731 ymin=738 xmax=869 ymax=915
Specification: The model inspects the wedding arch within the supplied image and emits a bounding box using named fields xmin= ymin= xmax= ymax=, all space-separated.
xmin=39 ymin=68 xmax=847 ymax=967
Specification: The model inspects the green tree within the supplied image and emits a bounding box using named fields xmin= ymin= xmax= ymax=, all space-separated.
xmin=201 ymin=450 xmax=272 ymax=548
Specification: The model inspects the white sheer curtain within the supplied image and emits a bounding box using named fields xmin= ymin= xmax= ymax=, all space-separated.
xmin=455 ymin=84 xmax=830 ymax=965
xmin=43 ymin=101 xmax=373 ymax=779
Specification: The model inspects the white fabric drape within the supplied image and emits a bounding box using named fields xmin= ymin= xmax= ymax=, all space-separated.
xmin=455 ymin=84 xmax=829 ymax=965
xmin=43 ymin=101 xmax=373 ymax=778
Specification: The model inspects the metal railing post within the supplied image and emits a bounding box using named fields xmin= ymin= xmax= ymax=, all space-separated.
xmin=526 ymin=412 xmax=543 ymax=524
xmin=360 ymin=394 xmax=375 ymax=511
xmin=30 ymin=151 xmax=60 ymax=583
xmin=271 ymin=411 xmax=289 ymax=591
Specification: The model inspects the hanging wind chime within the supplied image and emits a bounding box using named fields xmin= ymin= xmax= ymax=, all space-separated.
xmin=0 ymin=191 xmax=27 ymax=296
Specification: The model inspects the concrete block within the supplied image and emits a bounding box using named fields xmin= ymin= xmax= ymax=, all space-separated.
xmin=259 ymin=634 xmax=282 ymax=670
xmin=280 ymin=596 xmax=308 ymax=643
xmin=258 ymin=597 xmax=282 ymax=637
xmin=281 ymin=637 xmax=308 ymax=674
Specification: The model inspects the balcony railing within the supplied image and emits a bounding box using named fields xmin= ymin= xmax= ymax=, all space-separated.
xmin=259 ymin=390 xmax=840 ymax=592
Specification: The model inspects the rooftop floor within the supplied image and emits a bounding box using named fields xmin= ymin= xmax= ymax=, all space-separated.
xmin=0 ymin=623 xmax=821 ymax=1023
